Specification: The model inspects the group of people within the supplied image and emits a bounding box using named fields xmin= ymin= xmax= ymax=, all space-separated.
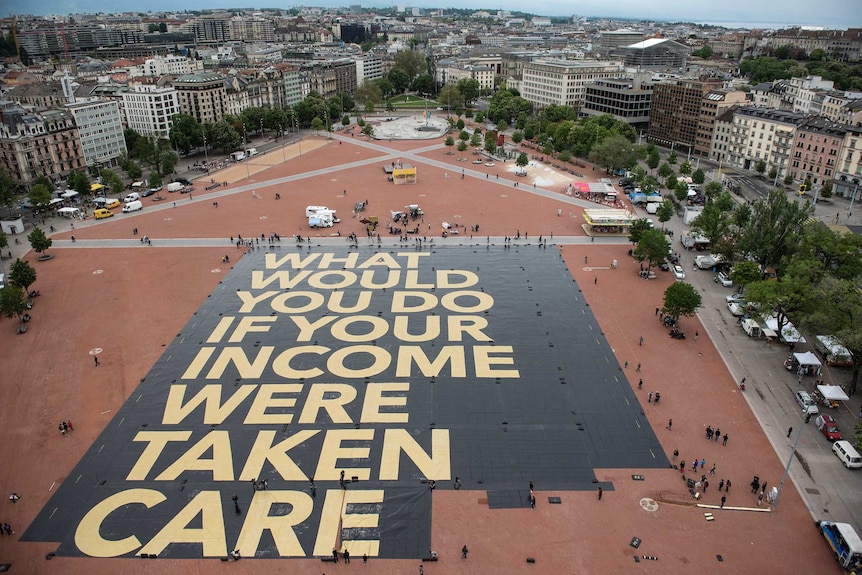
xmin=58 ymin=420 xmax=74 ymax=436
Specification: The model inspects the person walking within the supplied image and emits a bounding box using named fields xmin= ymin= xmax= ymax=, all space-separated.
xmin=636 ymin=362 xmax=642 ymax=372
xmin=680 ymin=460 xmax=685 ymax=474
xmin=597 ymin=487 xmax=603 ymax=500
xmin=638 ymin=378 xmax=643 ymax=390
xmin=718 ymin=479 xmax=725 ymax=491
xmin=639 ymin=336 xmax=644 ymax=346
xmin=720 ymin=495 xmax=726 ymax=508
xmin=94 ymin=356 xmax=100 ymax=366
xmin=672 ymin=449 xmax=678 ymax=460
xmin=787 ymin=427 xmax=793 ymax=438
xmin=343 ymin=549 xmax=350 ymax=564
xmin=722 ymin=434 xmax=728 ymax=446
xmin=725 ymin=479 xmax=731 ymax=492
xmin=462 ymin=545 xmax=469 ymax=559
xmin=648 ymin=392 xmax=653 ymax=403
xmin=667 ymin=419 xmax=673 ymax=430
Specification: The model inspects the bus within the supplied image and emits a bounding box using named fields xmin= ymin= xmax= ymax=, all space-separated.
xmin=816 ymin=520 xmax=862 ymax=571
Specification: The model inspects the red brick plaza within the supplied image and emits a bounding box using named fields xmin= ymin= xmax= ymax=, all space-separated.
xmin=0 ymin=132 xmax=834 ymax=574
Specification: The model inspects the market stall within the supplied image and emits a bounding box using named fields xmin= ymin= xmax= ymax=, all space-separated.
xmin=784 ymin=351 xmax=822 ymax=376
xmin=814 ymin=384 xmax=849 ymax=409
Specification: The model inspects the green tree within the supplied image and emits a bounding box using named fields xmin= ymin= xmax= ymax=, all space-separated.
xmin=511 ymin=131 xmax=523 ymax=144
xmin=0 ymin=167 xmax=17 ymax=214
xmin=729 ymin=260 xmax=761 ymax=290
xmin=387 ymin=68 xmax=410 ymax=93
xmin=456 ymin=119 xmax=465 ymax=131
xmin=438 ymin=83 xmax=462 ymax=110
xmin=169 ymin=114 xmax=203 ymax=155
xmin=657 ymin=199 xmax=674 ymax=228
xmin=588 ymin=134 xmax=633 ymax=173
xmin=67 ymin=171 xmax=91 ymax=197
xmin=484 ymin=131 xmax=498 ymax=154
xmin=627 ymin=218 xmax=654 ymax=245
xmin=27 ymin=227 xmax=52 ymax=257
xmin=809 ymin=48 xmax=827 ymax=61
xmin=8 ymin=258 xmax=37 ymax=296
xmin=783 ymin=174 xmax=795 ymax=187
xmin=444 ymin=136 xmax=455 ymax=154
xmin=457 ymin=140 xmax=468 ymax=153
xmin=668 ymin=150 xmax=678 ymax=165
xmin=470 ymin=131 xmax=482 ymax=150
xmin=101 ymin=169 xmax=124 ymax=195
xmin=692 ymin=45 xmax=714 ymax=59
xmin=658 ymin=162 xmax=674 ymax=179
xmin=456 ymin=78 xmax=480 ymax=107
xmin=662 ymin=281 xmax=702 ymax=322
xmin=647 ymin=150 xmax=660 ymax=173
xmin=411 ymin=74 xmax=434 ymax=95
xmin=558 ymin=150 xmax=572 ymax=163
xmin=362 ymin=124 xmax=374 ymax=138
xmin=679 ymin=161 xmax=692 ymax=176
xmin=745 ymin=259 xmax=819 ymax=349
xmin=755 ymin=159 xmax=767 ymax=177
xmin=148 ymin=172 xmax=162 ymax=189
xmin=28 ymin=184 xmax=53 ymax=210
xmin=0 ymin=284 xmax=29 ymax=333
xmin=516 ymin=152 xmax=529 ymax=169
xmin=210 ymin=120 xmax=242 ymax=153
xmin=819 ymin=180 xmax=833 ymax=199
xmin=692 ymin=168 xmax=705 ymax=185
xmin=393 ymin=49 xmax=428 ymax=80
xmin=127 ymin=162 xmax=143 ymax=181
xmin=673 ymin=180 xmax=689 ymax=202
xmin=633 ymin=227 xmax=671 ymax=271
xmin=768 ymin=167 xmax=778 ymax=180
xmin=738 ymin=189 xmax=813 ymax=271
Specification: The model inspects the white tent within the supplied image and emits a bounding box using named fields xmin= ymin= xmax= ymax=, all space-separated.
xmin=793 ymin=351 xmax=821 ymax=369
xmin=49 ymin=198 xmax=64 ymax=206
xmin=817 ymin=385 xmax=849 ymax=402
xmin=61 ymin=190 xmax=78 ymax=198
xmin=765 ymin=316 xmax=806 ymax=343
xmin=57 ymin=207 xmax=81 ymax=218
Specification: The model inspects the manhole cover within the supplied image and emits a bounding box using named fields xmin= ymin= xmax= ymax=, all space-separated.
xmin=89 ymin=348 xmax=103 ymax=356
xmin=92 ymin=270 xmax=103 ymax=275
xmin=639 ymin=498 xmax=658 ymax=512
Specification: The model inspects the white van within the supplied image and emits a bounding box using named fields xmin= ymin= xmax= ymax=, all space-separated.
xmin=123 ymin=192 xmax=140 ymax=203
xmin=645 ymin=202 xmax=660 ymax=214
xmin=832 ymin=441 xmax=862 ymax=469
xmin=166 ymin=182 xmax=184 ymax=193
xmin=122 ymin=200 xmax=143 ymax=213
xmin=245 ymin=148 xmax=258 ymax=157
xmin=306 ymin=205 xmax=330 ymax=218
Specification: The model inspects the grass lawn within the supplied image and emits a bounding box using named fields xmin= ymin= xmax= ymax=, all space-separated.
xmin=388 ymin=94 xmax=439 ymax=108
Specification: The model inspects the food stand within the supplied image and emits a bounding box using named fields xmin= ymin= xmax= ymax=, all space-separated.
xmin=814 ymin=385 xmax=849 ymax=409
xmin=784 ymin=351 xmax=822 ymax=376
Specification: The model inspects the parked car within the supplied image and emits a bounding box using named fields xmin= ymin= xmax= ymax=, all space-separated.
xmin=727 ymin=302 xmax=745 ymax=316
xmin=673 ymin=265 xmax=686 ymax=280
xmin=715 ymin=271 xmax=733 ymax=287
xmin=795 ymin=391 xmax=819 ymax=415
xmin=658 ymin=261 xmax=670 ymax=271
xmin=726 ymin=293 xmax=745 ymax=304
xmin=816 ymin=414 xmax=842 ymax=441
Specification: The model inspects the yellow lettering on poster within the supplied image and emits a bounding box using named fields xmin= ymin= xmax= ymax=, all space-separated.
xmin=235 ymin=490 xmax=314 ymax=557
xmin=328 ymin=290 xmax=373 ymax=312
xmin=317 ymin=252 xmax=359 ymax=269
xmin=395 ymin=346 xmax=466 ymax=378
xmin=206 ymin=316 xmax=234 ymax=343
xmin=314 ymin=429 xmax=374 ymax=480
xmin=250 ymin=270 xmax=312 ymax=289
xmin=264 ymin=252 xmax=321 ymax=270
xmin=162 ymin=384 xmax=257 ymax=425
xmin=298 ymin=384 xmax=357 ymax=424
xmin=243 ymin=384 xmax=303 ymax=424
xmin=404 ymin=270 xmax=432 ymax=289
xmin=447 ymin=315 xmax=492 ymax=342
xmin=235 ymin=290 xmax=279 ymax=313
xmin=359 ymin=270 xmax=399 ymax=289
xmin=155 ymin=430 xmax=234 ymax=481
xmin=75 ymin=489 xmax=165 ymax=557
xmin=291 ymin=316 xmax=337 ymax=341
xmin=271 ymin=345 xmax=327 ymax=379
xmin=440 ymin=290 xmax=494 ymax=313
xmin=328 ymin=346 xmax=391 ymax=379
xmin=379 ymin=429 xmax=450 ymax=480
xmin=206 ymin=346 xmax=274 ymax=380
xmin=239 ymin=430 xmax=319 ymax=481
xmin=180 ymin=347 xmax=215 ymax=379
xmin=356 ymin=252 xmax=401 ymax=269
xmin=138 ymin=491 xmax=226 ymax=557
xmin=436 ymin=269 xmax=478 ymax=288
xmin=127 ymin=431 xmax=192 ymax=481
xmin=390 ymin=291 xmax=437 ymax=313
xmin=392 ymin=315 xmax=440 ymax=342
xmin=329 ymin=316 xmax=389 ymax=342
xmin=228 ymin=316 xmax=277 ymax=343
xmin=313 ymin=489 xmax=383 ymax=557
xmin=360 ymin=383 xmax=409 ymax=424
xmin=473 ymin=346 xmax=520 ymax=378
xmin=270 ymin=291 xmax=325 ymax=314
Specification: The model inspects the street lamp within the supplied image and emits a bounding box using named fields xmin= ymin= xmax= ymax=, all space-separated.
xmin=202 ymin=132 xmax=209 ymax=165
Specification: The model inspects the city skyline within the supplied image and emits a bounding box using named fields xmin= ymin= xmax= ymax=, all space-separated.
xmin=2 ymin=0 xmax=861 ymax=29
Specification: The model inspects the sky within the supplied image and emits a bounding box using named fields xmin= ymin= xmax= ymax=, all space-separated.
xmin=2 ymin=0 xmax=861 ymax=29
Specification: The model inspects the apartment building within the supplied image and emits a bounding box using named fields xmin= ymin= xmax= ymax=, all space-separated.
xmin=187 ymin=16 xmax=230 ymax=44
xmin=142 ymin=55 xmax=199 ymax=77
xmin=520 ymin=59 xmax=624 ymax=111
xmin=719 ymin=107 xmax=807 ymax=177
xmin=834 ymin=126 xmax=862 ymax=200
xmin=695 ymin=89 xmax=748 ymax=157
xmin=229 ymin=17 xmax=275 ymax=42
xmin=65 ymin=98 xmax=127 ymax=167
xmin=121 ymin=86 xmax=179 ymax=139
xmin=173 ymin=72 xmax=228 ymax=125
xmin=302 ymin=60 xmax=357 ymax=99
xmin=579 ymin=78 xmax=653 ymax=132
xmin=0 ymin=105 xmax=85 ymax=186
xmin=789 ymin=116 xmax=846 ymax=187
xmin=355 ymin=55 xmax=384 ymax=84
xmin=439 ymin=63 xmax=495 ymax=90
xmin=648 ymin=77 xmax=725 ymax=156
xmin=599 ymin=29 xmax=643 ymax=55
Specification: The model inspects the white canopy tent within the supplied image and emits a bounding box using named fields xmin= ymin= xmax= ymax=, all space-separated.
xmin=57 ymin=207 xmax=81 ymax=219
xmin=61 ymin=190 xmax=78 ymax=199
xmin=817 ymin=385 xmax=849 ymax=402
xmin=766 ymin=316 xmax=806 ymax=344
